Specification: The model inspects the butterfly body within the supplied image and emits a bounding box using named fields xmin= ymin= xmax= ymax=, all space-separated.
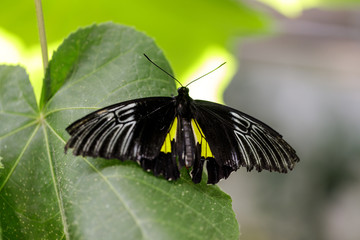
xmin=65 ymin=85 xmax=299 ymax=184
xmin=174 ymin=87 xmax=197 ymax=168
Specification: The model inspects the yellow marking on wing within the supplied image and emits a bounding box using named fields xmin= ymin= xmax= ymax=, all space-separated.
xmin=191 ymin=119 xmax=213 ymax=158
xmin=160 ymin=117 xmax=177 ymax=153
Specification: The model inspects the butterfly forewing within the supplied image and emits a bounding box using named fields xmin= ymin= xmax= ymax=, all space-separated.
xmin=65 ymin=97 xmax=176 ymax=162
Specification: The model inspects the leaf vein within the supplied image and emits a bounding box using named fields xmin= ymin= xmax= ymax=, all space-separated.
xmin=0 ymin=124 xmax=39 ymax=192
xmin=0 ymin=120 xmax=38 ymax=140
xmin=42 ymin=125 xmax=70 ymax=239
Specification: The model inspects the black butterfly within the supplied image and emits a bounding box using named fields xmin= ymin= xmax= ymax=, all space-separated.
xmin=65 ymin=54 xmax=299 ymax=184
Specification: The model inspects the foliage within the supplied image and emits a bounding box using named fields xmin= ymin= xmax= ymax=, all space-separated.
xmin=0 ymin=23 xmax=239 ymax=239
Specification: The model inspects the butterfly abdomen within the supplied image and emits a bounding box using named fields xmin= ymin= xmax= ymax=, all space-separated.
xmin=175 ymin=117 xmax=196 ymax=168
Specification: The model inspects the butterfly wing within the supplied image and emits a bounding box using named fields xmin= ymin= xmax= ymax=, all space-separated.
xmin=65 ymin=97 xmax=180 ymax=179
xmin=192 ymin=100 xmax=299 ymax=184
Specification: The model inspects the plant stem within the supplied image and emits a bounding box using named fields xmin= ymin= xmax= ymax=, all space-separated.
xmin=34 ymin=0 xmax=48 ymax=72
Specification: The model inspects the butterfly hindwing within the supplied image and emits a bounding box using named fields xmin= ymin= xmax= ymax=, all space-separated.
xmin=65 ymin=97 xmax=181 ymax=179
xmin=192 ymin=100 xmax=299 ymax=184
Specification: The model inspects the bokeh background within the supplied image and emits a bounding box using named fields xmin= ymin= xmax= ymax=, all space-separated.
xmin=1 ymin=0 xmax=360 ymax=239
xmin=219 ymin=3 xmax=360 ymax=240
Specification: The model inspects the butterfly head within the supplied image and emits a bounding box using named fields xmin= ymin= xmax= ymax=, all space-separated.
xmin=177 ymin=86 xmax=189 ymax=96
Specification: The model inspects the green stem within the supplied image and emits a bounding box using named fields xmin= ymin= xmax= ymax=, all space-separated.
xmin=34 ymin=0 xmax=48 ymax=72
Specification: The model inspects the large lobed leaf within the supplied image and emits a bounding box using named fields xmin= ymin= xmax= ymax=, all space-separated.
xmin=0 ymin=23 xmax=239 ymax=239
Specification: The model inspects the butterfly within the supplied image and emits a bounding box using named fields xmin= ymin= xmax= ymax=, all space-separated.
xmin=65 ymin=54 xmax=299 ymax=184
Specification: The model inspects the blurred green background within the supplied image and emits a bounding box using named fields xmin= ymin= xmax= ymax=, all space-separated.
xmin=1 ymin=0 xmax=360 ymax=239
xmin=0 ymin=0 xmax=270 ymax=104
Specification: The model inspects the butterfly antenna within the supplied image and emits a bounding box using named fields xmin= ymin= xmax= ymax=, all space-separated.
xmin=185 ymin=62 xmax=226 ymax=87
xmin=144 ymin=54 xmax=183 ymax=86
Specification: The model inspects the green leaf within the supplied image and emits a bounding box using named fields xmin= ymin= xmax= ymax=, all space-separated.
xmin=1 ymin=23 xmax=239 ymax=239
